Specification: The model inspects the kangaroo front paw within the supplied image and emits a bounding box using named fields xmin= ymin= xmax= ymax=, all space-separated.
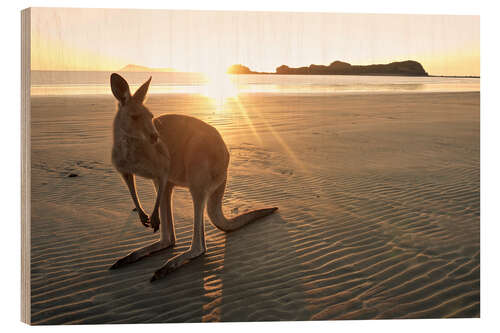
xmin=150 ymin=211 xmax=160 ymax=233
xmin=137 ymin=209 xmax=151 ymax=228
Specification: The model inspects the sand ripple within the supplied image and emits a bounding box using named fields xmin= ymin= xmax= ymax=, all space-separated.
xmin=30 ymin=92 xmax=479 ymax=323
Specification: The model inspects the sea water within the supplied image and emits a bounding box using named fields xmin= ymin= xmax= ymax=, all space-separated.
xmin=31 ymin=70 xmax=480 ymax=96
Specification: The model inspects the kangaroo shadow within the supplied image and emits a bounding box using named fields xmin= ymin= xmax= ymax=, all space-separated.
xmin=215 ymin=212 xmax=311 ymax=322
xmin=138 ymin=210 xmax=310 ymax=323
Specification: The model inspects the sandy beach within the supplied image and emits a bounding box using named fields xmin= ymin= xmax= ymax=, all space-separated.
xmin=29 ymin=91 xmax=479 ymax=323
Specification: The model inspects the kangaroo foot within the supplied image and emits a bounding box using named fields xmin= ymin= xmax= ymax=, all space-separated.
xmin=110 ymin=240 xmax=173 ymax=269
xmin=150 ymin=248 xmax=205 ymax=282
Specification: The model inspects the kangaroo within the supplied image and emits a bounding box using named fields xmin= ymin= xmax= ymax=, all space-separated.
xmin=109 ymin=73 xmax=278 ymax=281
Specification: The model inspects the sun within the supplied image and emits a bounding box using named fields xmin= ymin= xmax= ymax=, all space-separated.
xmin=200 ymin=71 xmax=239 ymax=110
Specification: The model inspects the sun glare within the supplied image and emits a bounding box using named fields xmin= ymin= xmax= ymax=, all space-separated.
xmin=201 ymin=72 xmax=239 ymax=110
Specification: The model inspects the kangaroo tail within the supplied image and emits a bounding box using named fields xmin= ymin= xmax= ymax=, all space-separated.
xmin=207 ymin=179 xmax=278 ymax=232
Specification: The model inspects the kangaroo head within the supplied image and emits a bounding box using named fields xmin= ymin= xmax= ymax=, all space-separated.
xmin=110 ymin=73 xmax=159 ymax=144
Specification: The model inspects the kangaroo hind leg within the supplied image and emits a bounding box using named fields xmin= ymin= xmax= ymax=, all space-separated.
xmin=150 ymin=188 xmax=207 ymax=281
xmin=110 ymin=182 xmax=176 ymax=269
xmin=159 ymin=181 xmax=176 ymax=246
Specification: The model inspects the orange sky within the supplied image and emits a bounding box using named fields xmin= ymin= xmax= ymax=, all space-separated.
xmin=31 ymin=8 xmax=480 ymax=76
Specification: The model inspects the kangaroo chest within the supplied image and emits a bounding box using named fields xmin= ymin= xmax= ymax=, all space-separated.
xmin=112 ymin=136 xmax=163 ymax=179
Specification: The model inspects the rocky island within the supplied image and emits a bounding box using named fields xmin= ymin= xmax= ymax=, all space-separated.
xmin=227 ymin=60 xmax=428 ymax=76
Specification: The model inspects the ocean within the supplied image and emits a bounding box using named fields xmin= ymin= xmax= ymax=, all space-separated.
xmin=31 ymin=70 xmax=480 ymax=97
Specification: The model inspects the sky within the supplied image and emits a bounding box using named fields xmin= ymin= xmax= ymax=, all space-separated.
xmin=30 ymin=8 xmax=480 ymax=76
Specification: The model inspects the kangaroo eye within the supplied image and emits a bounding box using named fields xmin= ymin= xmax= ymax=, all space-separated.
xmin=131 ymin=115 xmax=140 ymax=121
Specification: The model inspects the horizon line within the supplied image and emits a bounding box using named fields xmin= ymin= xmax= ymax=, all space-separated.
xmin=30 ymin=68 xmax=480 ymax=78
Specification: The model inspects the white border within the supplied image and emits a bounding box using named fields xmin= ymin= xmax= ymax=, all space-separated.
xmin=2 ymin=1 xmax=498 ymax=332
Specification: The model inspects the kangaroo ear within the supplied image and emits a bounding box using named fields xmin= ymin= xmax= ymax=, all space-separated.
xmin=110 ymin=73 xmax=131 ymax=104
xmin=133 ymin=76 xmax=152 ymax=103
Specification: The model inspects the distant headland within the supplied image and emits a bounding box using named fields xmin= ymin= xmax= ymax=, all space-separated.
xmin=227 ymin=60 xmax=429 ymax=76
xmin=119 ymin=64 xmax=177 ymax=72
